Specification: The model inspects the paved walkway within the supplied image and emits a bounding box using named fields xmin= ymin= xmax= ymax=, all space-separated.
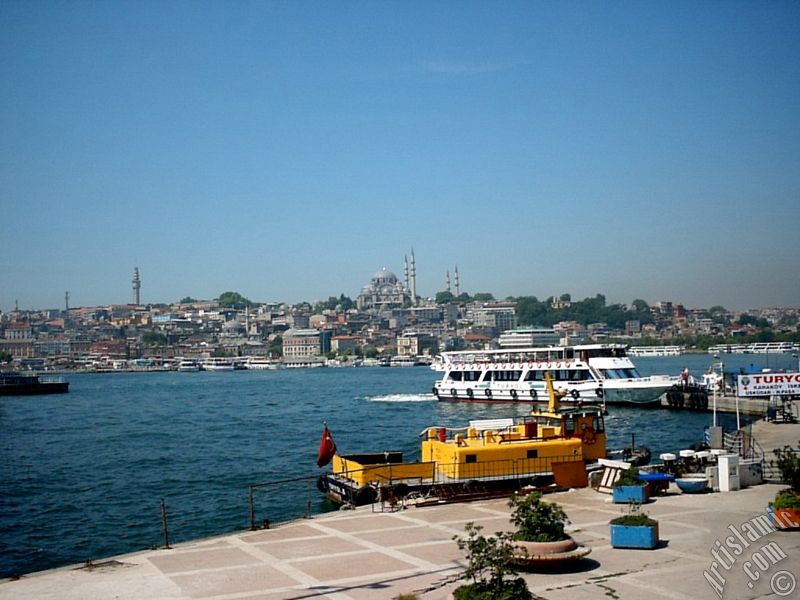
xmin=3 ymin=423 xmax=799 ymax=600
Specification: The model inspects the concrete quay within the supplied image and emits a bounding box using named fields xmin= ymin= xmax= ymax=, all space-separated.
xmin=3 ymin=423 xmax=799 ymax=600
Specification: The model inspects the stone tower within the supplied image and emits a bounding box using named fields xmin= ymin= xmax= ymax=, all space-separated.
xmin=132 ymin=267 xmax=141 ymax=305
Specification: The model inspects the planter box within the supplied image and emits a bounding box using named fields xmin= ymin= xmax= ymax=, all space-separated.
xmin=610 ymin=523 xmax=659 ymax=549
xmin=773 ymin=507 xmax=800 ymax=530
xmin=612 ymin=485 xmax=649 ymax=504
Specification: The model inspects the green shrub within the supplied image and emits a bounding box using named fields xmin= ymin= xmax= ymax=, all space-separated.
xmin=772 ymin=442 xmax=800 ymax=493
xmin=452 ymin=523 xmax=531 ymax=599
xmin=612 ymin=466 xmax=642 ymax=488
xmin=508 ymin=491 xmax=569 ymax=542
xmin=609 ymin=500 xmax=658 ymax=527
xmin=772 ymin=489 xmax=800 ymax=510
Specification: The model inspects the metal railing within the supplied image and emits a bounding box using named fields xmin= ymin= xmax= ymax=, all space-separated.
xmin=247 ymin=474 xmax=320 ymax=531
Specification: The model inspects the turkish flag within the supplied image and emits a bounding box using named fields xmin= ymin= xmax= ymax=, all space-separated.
xmin=316 ymin=424 xmax=337 ymax=467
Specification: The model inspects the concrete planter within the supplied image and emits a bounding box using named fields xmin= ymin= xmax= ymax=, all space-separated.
xmin=610 ymin=523 xmax=659 ymax=549
xmin=612 ymin=484 xmax=649 ymax=504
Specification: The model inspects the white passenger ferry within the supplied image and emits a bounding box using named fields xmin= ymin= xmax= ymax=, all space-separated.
xmin=627 ymin=345 xmax=683 ymax=357
xmin=431 ymin=344 xmax=674 ymax=405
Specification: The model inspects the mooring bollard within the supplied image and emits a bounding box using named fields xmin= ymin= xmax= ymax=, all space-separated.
xmin=160 ymin=498 xmax=171 ymax=549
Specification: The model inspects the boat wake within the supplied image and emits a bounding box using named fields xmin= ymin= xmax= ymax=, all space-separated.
xmin=366 ymin=393 xmax=436 ymax=403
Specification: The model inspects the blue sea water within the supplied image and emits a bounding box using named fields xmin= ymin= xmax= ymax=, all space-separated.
xmin=1 ymin=353 xmax=797 ymax=578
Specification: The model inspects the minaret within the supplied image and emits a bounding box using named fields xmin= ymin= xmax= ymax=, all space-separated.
xmin=132 ymin=267 xmax=141 ymax=305
xmin=446 ymin=269 xmax=451 ymax=294
xmin=454 ymin=266 xmax=460 ymax=297
xmin=65 ymin=291 xmax=70 ymax=315
xmin=410 ymin=248 xmax=417 ymax=306
xmin=404 ymin=255 xmax=409 ymax=291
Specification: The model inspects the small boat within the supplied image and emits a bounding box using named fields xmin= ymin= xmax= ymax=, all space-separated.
xmin=0 ymin=372 xmax=69 ymax=395
xmin=317 ymin=374 xmax=607 ymax=506
xmin=177 ymin=359 xmax=201 ymax=372
xmin=200 ymin=358 xmax=236 ymax=371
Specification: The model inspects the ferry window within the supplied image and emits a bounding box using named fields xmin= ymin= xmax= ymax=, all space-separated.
xmin=448 ymin=371 xmax=463 ymax=381
xmin=593 ymin=416 xmax=605 ymax=433
xmin=564 ymin=419 xmax=575 ymax=435
xmin=524 ymin=370 xmax=541 ymax=381
xmin=527 ymin=449 xmax=538 ymax=459
xmin=465 ymin=454 xmax=477 ymax=463
xmin=464 ymin=371 xmax=481 ymax=382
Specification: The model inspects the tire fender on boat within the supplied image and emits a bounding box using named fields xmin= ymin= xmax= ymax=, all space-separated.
xmin=485 ymin=389 xmax=492 ymax=398
xmin=510 ymin=389 xmax=518 ymax=401
xmin=570 ymin=389 xmax=580 ymax=400
xmin=450 ymin=388 xmax=457 ymax=397
xmin=467 ymin=388 xmax=474 ymax=398
xmin=354 ymin=485 xmax=377 ymax=505
xmin=595 ymin=387 xmax=604 ymax=398
xmin=530 ymin=388 xmax=538 ymax=399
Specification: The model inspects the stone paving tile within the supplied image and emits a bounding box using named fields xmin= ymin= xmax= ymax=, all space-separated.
xmin=353 ymin=525 xmax=453 ymax=547
xmin=253 ymin=535 xmax=367 ymax=560
xmin=404 ymin=504 xmax=501 ymax=524
xmin=169 ymin=564 xmax=300 ymax=598
xmin=242 ymin=523 xmax=327 ymax=544
xmin=287 ymin=549 xmax=419 ymax=581
xmin=315 ymin=513 xmax=411 ymax=533
xmin=394 ymin=540 xmax=465 ymax=566
xmin=147 ymin=545 xmax=260 ymax=574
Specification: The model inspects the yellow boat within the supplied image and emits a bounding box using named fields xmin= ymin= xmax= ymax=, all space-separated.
xmin=318 ymin=374 xmax=606 ymax=506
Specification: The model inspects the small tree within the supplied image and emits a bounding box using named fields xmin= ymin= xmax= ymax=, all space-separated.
xmin=508 ymin=492 xmax=569 ymax=542
xmin=772 ymin=441 xmax=800 ymax=493
xmin=452 ymin=523 xmax=531 ymax=600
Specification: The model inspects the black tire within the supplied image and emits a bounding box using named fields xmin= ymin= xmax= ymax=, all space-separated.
xmin=595 ymin=387 xmax=604 ymax=398
xmin=485 ymin=389 xmax=492 ymax=398
xmin=432 ymin=386 xmax=439 ymax=397
xmin=570 ymin=389 xmax=580 ymax=400
xmin=450 ymin=388 xmax=457 ymax=397
xmin=392 ymin=483 xmax=410 ymax=498
xmin=530 ymin=388 xmax=538 ymax=399
xmin=466 ymin=388 xmax=474 ymax=398
xmin=510 ymin=389 xmax=518 ymax=401
xmin=354 ymin=485 xmax=377 ymax=505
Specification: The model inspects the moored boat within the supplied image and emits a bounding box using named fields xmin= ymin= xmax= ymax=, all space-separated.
xmin=0 ymin=372 xmax=69 ymax=395
xmin=431 ymin=343 xmax=673 ymax=406
xmin=177 ymin=358 xmax=201 ymax=372
xmin=317 ymin=374 xmax=607 ymax=506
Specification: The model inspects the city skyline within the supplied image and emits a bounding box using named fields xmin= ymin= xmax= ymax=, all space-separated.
xmin=2 ymin=2 xmax=799 ymax=312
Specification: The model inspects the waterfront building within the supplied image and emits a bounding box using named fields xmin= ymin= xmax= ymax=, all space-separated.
xmin=396 ymin=331 xmax=437 ymax=357
xmin=497 ymin=327 xmax=561 ymax=348
xmin=282 ymin=328 xmax=324 ymax=358
xmin=466 ymin=303 xmax=517 ymax=334
xmin=331 ymin=335 xmax=358 ymax=354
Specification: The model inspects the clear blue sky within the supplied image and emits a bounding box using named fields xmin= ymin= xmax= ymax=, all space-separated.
xmin=2 ymin=1 xmax=798 ymax=312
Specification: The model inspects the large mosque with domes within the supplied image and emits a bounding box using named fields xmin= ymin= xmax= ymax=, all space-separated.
xmin=356 ymin=250 xmax=418 ymax=311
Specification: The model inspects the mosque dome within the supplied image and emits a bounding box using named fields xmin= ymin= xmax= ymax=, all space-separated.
xmin=372 ymin=267 xmax=398 ymax=284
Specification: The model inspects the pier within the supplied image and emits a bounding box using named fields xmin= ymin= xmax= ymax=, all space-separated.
xmin=3 ymin=421 xmax=799 ymax=600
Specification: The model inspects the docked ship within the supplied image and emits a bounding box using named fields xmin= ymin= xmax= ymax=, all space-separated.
xmin=431 ymin=344 xmax=673 ymax=405
xmin=317 ymin=374 xmax=606 ymax=506
xmin=0 ymin=372 xmax=69 ymax=395
xmin=627 ymin=345 xmax=684 ymax=357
